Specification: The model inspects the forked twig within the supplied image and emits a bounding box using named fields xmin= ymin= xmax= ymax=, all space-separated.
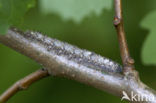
xmin=0 ymin=0 xmax=156 ymax=103
xmin=0 ymin=25 xmax=156 ymax=103
xmin=0 ymin=69 xmax=49 ymax=103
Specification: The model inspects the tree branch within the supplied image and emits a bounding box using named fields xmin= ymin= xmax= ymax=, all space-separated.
xmin=114 ymin=0 xmax=135 ymax=74
xmin=0 ymin=28 xmax=156 ymax=103
xmin=0 ymin=69 xmax=49 ymax=103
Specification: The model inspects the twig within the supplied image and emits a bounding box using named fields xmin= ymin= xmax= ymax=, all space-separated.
xmin=114 ymin=0 xmax=135 ymax=74
xmin=0 ymin=28 xmax=156 ymax=103
xmin=0 ymin=1 xmax=155 ymax=103
xmin=0 ymin=69 xmax=49 ymax=103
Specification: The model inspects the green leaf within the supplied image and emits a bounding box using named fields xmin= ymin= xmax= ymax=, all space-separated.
xmin=0 ymin=0 xmax=36 ymax=34
xmin=141 ymin=10 xmax=156 ymax=65
xmin=39 ymin=0 xmax=112 ymax=23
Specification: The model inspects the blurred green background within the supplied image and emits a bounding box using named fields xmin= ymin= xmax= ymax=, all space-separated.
xmin=0 ymin=0 xmax=156 ymax=103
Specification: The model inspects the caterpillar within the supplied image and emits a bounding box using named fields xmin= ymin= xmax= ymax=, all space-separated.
xmin=9 ymin=28 xmax=122 ymax=74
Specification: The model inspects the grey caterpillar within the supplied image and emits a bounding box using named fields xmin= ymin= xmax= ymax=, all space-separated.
xmin=10 ymin=28 xmax=122 ymax=74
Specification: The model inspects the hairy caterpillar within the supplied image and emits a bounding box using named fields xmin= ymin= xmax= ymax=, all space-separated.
xmin=10 ymin=28 xmax=122 ymax=74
